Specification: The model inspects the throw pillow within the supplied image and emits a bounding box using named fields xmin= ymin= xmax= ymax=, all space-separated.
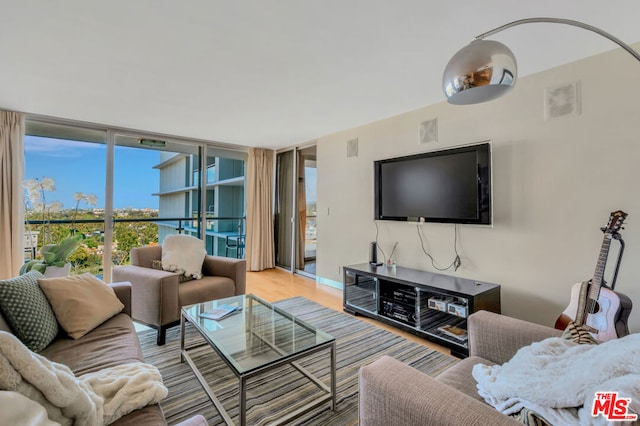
xmin=151 ymin=260 xmax=193 ymax=283
xmin=38 ymin=273 xmax=124 ymax=339
xmin=0 ymin=270 xmax=59 ymax=352
xmin=161 ymin=234 xmax=206 ymax=279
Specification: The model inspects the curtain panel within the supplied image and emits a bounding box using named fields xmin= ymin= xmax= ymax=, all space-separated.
xmin=245 ymin=147 xmax=275 ymax=271
xmin=0 ymin=110 xmax=25 ymax=278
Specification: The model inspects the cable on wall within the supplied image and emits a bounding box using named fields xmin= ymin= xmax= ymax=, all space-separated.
xmin=374 ymin=221 xmax=387 ymax=263
xmin=416 ymin=223 xmax=462 ymax=271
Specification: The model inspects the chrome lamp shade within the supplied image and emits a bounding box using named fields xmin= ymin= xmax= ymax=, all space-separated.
xmin=443 ymin=40 xmax=518 ymax=105
xmin=442 ymin=18 xmax=640 ymax=105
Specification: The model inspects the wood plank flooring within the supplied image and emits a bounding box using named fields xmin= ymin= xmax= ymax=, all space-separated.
xmin=246 ymin=268 xmax=451 ymax=356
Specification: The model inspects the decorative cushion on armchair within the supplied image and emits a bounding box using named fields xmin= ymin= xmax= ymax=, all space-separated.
xmin=160 ymin=234 xmax=206 ymax=279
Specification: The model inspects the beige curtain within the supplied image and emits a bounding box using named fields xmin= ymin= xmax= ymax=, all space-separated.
xmin=245 ymin=147 xmax=275 ymax=271
xmin=0 ymin=110 xmax=25 ymax=279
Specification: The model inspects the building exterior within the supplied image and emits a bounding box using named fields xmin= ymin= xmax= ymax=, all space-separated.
xmin=154 ymin=152 xmax=245 ymax=258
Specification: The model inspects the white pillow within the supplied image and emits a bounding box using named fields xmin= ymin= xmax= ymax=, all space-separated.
xmin=161 ymin=234 xmax=206 ymax=279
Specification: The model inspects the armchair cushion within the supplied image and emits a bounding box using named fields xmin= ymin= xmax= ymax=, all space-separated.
xmin=161 ymin=235 xmax=206 ymax=279
xmin=0 ymin=270 xmax=59 ymax=352
xmin=38 ymin=273 xmax=124 ymax=339
xmin=435 ymin=355 xmax=494 ymax=402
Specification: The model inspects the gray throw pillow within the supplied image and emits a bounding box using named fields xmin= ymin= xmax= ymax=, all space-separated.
xmin=0 ymin=270 xmax=59 ymax=352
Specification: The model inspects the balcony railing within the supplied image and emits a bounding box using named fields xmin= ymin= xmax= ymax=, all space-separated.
xmin=24 ymin=216 xmax=245 ymax=276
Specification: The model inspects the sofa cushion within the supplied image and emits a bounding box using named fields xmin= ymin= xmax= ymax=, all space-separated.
xmin=436 ymin=355 xmax=494 ymax=402
xmin=40 ymin=313 xmax=143 ymax=375
xmin=40 ymin=313 xmax=169 ymax=425
xmin=110 ymin=404 xmax=167 ymax=426
xmin=0 ymin=270 xmax=59 ymax=352
xmin=38 ymin=273 xmax=124 ymax=339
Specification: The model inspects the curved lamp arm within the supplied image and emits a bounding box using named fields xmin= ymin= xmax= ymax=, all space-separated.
xmin=474 ymin=17 xmax=640 ymax=63
xmin=443 ymin=17 xmax=640 ymax=104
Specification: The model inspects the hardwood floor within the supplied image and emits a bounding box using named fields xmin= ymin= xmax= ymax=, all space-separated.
xmin=246 ymin=268 xmax=452 ymax=356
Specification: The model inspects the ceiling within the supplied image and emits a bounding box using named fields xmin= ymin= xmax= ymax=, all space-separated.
xmin=2 ymin=1 xmax=640 ymax=149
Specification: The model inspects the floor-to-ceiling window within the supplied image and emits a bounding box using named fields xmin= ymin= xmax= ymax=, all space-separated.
xmin=23 ymin=119 xmax=246 ymax=281
xmin=112 ymin=134 xmax=201 ymax=271
xmin=24 ymin=121 xmax=107 ymax=276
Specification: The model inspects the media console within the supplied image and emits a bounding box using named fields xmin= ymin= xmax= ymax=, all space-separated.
xmin=343 ymin=263 xmax=501 ymax=357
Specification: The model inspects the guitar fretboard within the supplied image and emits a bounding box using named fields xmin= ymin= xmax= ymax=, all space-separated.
xmin=586 ymin=233 xmax=612 ymax=314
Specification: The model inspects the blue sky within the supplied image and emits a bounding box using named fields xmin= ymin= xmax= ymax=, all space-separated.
xmin=25 ymin=135 xmax=315 ymax=209
xmin=24 ymin=136 xmax=160 ymax=209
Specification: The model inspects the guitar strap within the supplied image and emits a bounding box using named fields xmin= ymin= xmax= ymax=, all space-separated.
xmin=575 ymin=280 xmax=598 ymax=333
xmin=562 ymin=320 xmax=599 ymax=345
xmin=574 ymin=281 xmax=589 ymax=326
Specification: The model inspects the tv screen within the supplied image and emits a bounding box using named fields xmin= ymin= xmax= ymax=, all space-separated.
xmin=374 ymin=143 xmax=491 ymax=224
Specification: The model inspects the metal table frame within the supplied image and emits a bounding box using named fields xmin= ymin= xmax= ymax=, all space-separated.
xmin=180 ymin=296 xmax=336 ymax=425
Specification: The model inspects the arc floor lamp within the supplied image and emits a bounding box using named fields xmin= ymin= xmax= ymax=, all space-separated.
xmin=442 ymin=17 xmax=640 ymax=105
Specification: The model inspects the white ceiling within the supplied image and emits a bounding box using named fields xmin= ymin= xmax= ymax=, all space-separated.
xmin=2 ymin=1 xmax=640 ymax=149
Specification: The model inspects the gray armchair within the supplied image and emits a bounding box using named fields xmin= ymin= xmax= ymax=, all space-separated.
xmin=359 ymin=311 xmax=563 ymax=425
xmin=112 ymin=245 xmax=246 ymax=345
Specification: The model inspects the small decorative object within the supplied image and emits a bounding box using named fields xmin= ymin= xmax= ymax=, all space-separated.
xmin=44 ymin=263 xmax=72 ymax=278
xmin=20 ymin=234 xmax=82 ymax=275
xmin=386 ymin=242 xmax=398 ymax=268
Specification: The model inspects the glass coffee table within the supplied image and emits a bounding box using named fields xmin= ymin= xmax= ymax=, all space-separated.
xmin=180 ymin=294 xmax=336 ymax=425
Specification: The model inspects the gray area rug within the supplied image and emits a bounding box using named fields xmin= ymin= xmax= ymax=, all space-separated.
xmin=138 ymin=297 xmax=458 ymax=425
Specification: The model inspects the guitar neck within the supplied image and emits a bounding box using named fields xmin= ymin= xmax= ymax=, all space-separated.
xmin=586 ymin=233 xmax=613 ymax=314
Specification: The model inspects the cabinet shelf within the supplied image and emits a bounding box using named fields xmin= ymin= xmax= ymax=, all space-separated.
xmin=343 ymin=263 xmax=501 ymax=357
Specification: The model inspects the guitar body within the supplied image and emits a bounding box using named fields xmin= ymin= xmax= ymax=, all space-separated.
xmin=555 ymin=282 xmax=632 ymax=342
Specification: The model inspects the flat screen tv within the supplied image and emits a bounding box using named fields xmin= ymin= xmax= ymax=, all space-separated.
xmin=374 ymin=142 xmax=492 ymax=225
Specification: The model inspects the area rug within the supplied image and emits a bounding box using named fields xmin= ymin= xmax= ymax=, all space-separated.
xmin=138 ymin=297 xmax=458 ymax=425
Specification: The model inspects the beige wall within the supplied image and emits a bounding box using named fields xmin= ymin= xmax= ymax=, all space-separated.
xmin=315 ymin=44 xmax=640 ymax=332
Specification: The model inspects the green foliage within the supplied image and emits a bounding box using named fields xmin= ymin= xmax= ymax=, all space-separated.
xmin=67 ymin=246 xmax=89 ymax=265
xmin=115 ymin=226 xmax=139 ymax=254
xmin=20 ymin=234 xmax=82 ymax=274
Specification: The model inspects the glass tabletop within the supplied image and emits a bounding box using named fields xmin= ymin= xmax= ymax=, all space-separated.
xmin=181 ymin=294 xmax=335 ymax=375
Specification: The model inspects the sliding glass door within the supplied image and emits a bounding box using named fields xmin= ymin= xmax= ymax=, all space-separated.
xmin=112 ymin=134 xmax=201 ymax=271
xmin=295 ymin=146 xmax=317 ymax=277
xmin=24 ymin=119 xmax=246 ymax=281
xmin=274 ymin=145 xmax=317 ymax=278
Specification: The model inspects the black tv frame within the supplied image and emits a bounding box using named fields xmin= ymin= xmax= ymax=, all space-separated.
xmin=374 ymin=142 xmax=492 ymax=225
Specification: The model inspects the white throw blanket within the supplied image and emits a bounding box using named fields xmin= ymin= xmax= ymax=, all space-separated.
xmin=0 ymin=331 xmax=167 ymax=425
xmin=472 ymin=333 xmax=640 ymax=425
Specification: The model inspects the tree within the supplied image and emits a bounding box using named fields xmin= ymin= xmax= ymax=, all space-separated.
xmin=114 ymin=225 xmax=139 ymax=264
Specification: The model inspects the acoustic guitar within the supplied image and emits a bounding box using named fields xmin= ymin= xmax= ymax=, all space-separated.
xmin=555 ymin=210 xmax=633 ymax=342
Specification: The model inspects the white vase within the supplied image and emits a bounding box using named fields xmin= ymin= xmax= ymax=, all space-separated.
xmin=44 ymin=263 xmax=71 ymax=278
